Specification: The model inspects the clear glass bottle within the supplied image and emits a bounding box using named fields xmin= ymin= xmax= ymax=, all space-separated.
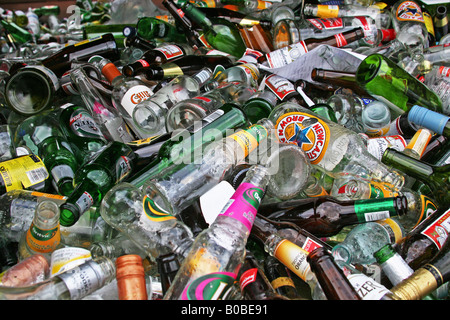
xmin=268 ymin=101 xmax=405 ymax=189
xmin=163 ymin=165 xmax=269 ymax=300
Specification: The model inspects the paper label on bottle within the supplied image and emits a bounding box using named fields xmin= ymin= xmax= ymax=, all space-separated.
xmin=142 ymin=195 xmax=176 ymax=223
xmin=137 ymin=59 xmax=150 ymax=67
xmin=264 ymin=74 xmax=296 ymax=101
xmin=115 ymin=156 xmax=132 ymax=182
xmin=438 ymin=66 xmax=450 ymax=78
xmin=50 ymin=247 xmax=92 ymax=277
xmin=410 ymin=195 xmax=438 ymax=230
xmin=120 ymin=85 xmax=153 ymax=116
xmin=218 ymin=182 xmax=264 ymax=232
xmin=366 ymin=135 xmax=407 ymax=160
xmin=227 ymin=124 xmax=269 ymax=158
xmin=274 ymin=112 xmax=330 ymax=165
xmin=51 ymin=164 xmax=74 ymax=183
xmin=318 ymin=18 xmax=343 ymax=29
xmin=266 ymin=42 xmax=308 ymax=69
xmin=421 ymin=208 xmax=450 ymax=250
xmin=0 ymin=155 xmax=49 ymax=191
xmin=316 ymin=5 xmax=340 ymax=18
xmin=26 ymin=222 xmax=60 ymax=253
xmin=155 ymin=44 xmax=185 ymax=60
xmin=239 ymin=267 xmax=258 ymax=291
xmin=395 ymin=1 xmax=424 ymax=22
xmin=199 ymin=181 xmax=235 ymax=225
xmin=58 ymin=260 xmax=103 ymax=300
xmin=273 ymin=239 xmax=311 ymax=281
xmin=75 ymin=191 xmax=94 ymax=215
xmin=347 ymin=273 xmax=391 ymax=300
xmin=69 ymin=108 xmax=105 ymax=139
xmin=302 ymin=237 xmax=323 ymax=253
xmin=181 ymin=271 xmax=236 ymax=300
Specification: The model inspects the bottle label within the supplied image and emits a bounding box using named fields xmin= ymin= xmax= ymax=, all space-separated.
xmin=120 ymin=85 xmax=153 ymax=116
xmin=273 ymin=239 xmax=311 ymax=281
xmin=411 ymin=195 xmax=438 ymax=230
xmin=378 ymin=218 xmax=404 ymax=244
xmin=155 ymin=44 xmax=185 ymax=60
xmin=333 ymin=33 xmax=348 ymax=47
xmin=438 ymin=66 xmax=450 ymax=78
xmin=346 ymin=273 xmax=391 ymax=300
xmin=115 ymin=156 xmax=132 ymax=182
xmin=337 ymin=181 xmax=396 ymax=199
xmin=316 ymin=5 xmax=339 ymax=18
xmin=137 ymin=59 xmax=150 ymax=68
xmin=69 ymin=108 xmax=105 ymax=139
xmin=355 ymin=198 xmax=397 ymax=222
xmin=227 ymin=124 xmax=269 ymax=158
xmin=236 ymin=64 xmax=260 ymax=87
xmin=142 ymin=195 xmax=176 ymax=222
xmin=58 ymin=260 xmax=105 ymax=300
xmin=218 ymin=182 xmax=264 ymax=232
xmin=308 ymin=18 xmax=343 ymax=30
xmin=0 ymin=155 xmax=49 ymax=191
xmin=302 ymin=236 xmax=323 ymax=253
xmin=421 ymin=208 xmax=450 ymax=250
xmin=264 ymin=74 xmax=296 ymax=101
xmin=50 ymin=247 xmax=92 ymax=277
xmin=266 ymin=42 xmax=308 ymax=69
xmin=366 ymin=135 xmax=407 ymax=160
xmin=395 ymin=1 xmax=424 ymax=22
xmin=75 ymin=191 xmax=94 ymax=214
xmin=181 ymin=271 xmax=236 ymax=300
xmin=26 ymin=222 xmax=60 ymax=253
xmin=274 ymin=112 xmax=330 ymax=165
xmin=51 ymin=164 xmax=74 ymax=184
xmin=239 ymin=267 xmax=258 ymax=291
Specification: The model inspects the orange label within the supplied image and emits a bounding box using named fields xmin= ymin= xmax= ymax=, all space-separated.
xmin=273 ymin=239 xmax=311 ymax=281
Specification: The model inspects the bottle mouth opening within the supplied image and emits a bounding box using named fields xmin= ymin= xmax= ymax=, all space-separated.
xmin=356 ymin=54 xmax=382 ymax=85
xmin=59 ymin=203 xmax=79 ymax=227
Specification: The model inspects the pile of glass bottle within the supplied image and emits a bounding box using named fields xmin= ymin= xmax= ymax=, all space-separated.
xmin=0 ymin=0 xmax=448 ymax=301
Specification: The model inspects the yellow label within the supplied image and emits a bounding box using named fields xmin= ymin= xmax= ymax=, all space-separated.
xmin=127 ymin=134 xmax=164 ymax=146
xmin=410 ymin=195 xmax=438 ymax=230
xmin=423 ymin=12 xmax=435 ymax=36
xmin=378 ymin=218 xmax=404 ymax=244
xmin=273 ymin=239 xmax=311 ymax=281
xmin=316 ymin=5 xmax=339 ymax=18
xmin=404 ymin=129 xmax=432 ymax=157
xmin=271 ymin=277 xmax=295 ymax=290
xmin=162 ymin=63 xmax=184 ymax=78
xmin=227 ymin=124 xmax=268 ymax=157
xmin=275 ymin=112 xmax=330 ymax=165
xmin=0 ymin=155 xmax=49 ymax=192
xmin=396 ymin=1 xmax=424 ymax=23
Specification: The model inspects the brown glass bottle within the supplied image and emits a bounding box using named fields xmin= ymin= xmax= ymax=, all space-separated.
xmin=238 ymin=252 xmax=290 ymax=300
xmin=238 ymin=23 xmax=274 ymax=54
xmin=258 ymin=196 xmax=408 ymax=237
xmin=398 ymin=206 xmax=450 ymax=270
xmin=40 ymin=33 xmax=121 ymax=77
xmin=264 ymin=255 xmax=303 ymax=300
xmin=116 ymin=254 xmax=148 ymax=300
xmin=307 ymin=247 xmax=361 ymax=300
xmin=311 ymin=68 xmax=371 ymax=98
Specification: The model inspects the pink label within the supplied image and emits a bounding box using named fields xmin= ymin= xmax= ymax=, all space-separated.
xmin=218 ymin=182 xmax=264 ymax=232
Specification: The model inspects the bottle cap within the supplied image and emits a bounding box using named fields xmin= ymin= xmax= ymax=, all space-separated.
xmin=408 ymin=105 xmax=449 ymax=135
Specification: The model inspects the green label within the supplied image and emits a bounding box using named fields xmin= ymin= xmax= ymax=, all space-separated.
xmin=143 ymin=195 xmax=175 ymax=222
xmin=355 ymin=198 xmax=396 ymax=222
xmin=181 ymin=272 xmax=236 ymax=300
xmin=30 ymin=223 xmax=59 ymax=241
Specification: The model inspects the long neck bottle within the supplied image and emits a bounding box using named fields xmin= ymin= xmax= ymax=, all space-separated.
xmin=385 ymin=234 xmax=450 ymax=300
xmin=0 ymin=257 xmax=115 ymax=300
xmin=163 ymin=165 xmax=269 ymax=300
xmin=263 ymin=255 xmax=304 ymax=300
xmin=257 ymin=195 xmax=408 ymax=237
xmin=381 ymin=148 xmax=450 ymax=206
xmin=135 ymin=16 xmax=188 ymax=45
xmin=398 ymin=206 xmax=450 ymax=270
xmin=70 ymin=67 xmax=135 ymax=144
xmin=97 ymin=57 xmax=154 ymax=140
xmin=58 ymin=140 xmax=164 ymax=227
xmin=99 ymin=181 xmax=195 ymax=266
xmin=268 ymin=102 xmax=405 ymax=189
xmin=307 ymin=247 xmax=361 ymax=300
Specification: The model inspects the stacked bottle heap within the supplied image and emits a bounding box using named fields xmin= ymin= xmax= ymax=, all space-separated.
xmin=0 ymin=0 xmax=448 ymax=301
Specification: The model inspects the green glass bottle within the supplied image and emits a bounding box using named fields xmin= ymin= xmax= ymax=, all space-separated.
xmin=381 ymin=148 xmax=450 ymax=206
xmin=177 ymin=0 xmax=247 ymax=57
xmin=57 ymin=103 xmax=107 ymax=165
xmin=32 ymin=5 xmax=61 ymax=17
xmin=136 ymin=17 xmax=188 ymax=45
xmin=59 ymin=140 xmax=164 ymax=227
xmin=128 ymin=103 xmax=249 ymax=188
xmin=355 ymin=54 xmax=443 ymax=116
xmin=14 ymin=111 xmax=79 ymax=196
xmin=0 ymin=19 xmax=32 ymax=44
xmin=83 ymin=23 xmax=135 ymax=48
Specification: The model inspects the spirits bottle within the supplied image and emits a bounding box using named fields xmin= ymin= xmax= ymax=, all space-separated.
xmin=14 ymin=111 xmax=79 ymax=196
xmin=69 ymin=67 xmax=135 ymax=144
xmin=163 ymin=165 xmax=268 ymax=300
xmin=17 ymin=200 xmax=61 ymax=261
xmin=398 ymin=206 xmax=450 ymax=270
xmin=143 ymin=121 xmax=271 ymax=216
xmin=331 ymin=218 xmax=406 ymax=265
xmin=407 ymin=104 xmax=450 ymax=138
xmin=355 ymin=54 xmax=443 ymax=116
xmin=176 ymin=0 xmax=248 ymax=57
xmin=268 ymin=102 xmax=405 ymax=189
xmin=258 ymin=195 xmax=408 ymax=237
xmin=238 ymin=252 xmax=290 ymax=300
xmin=99 ymin=181 xmax=194 ymax=264
xmin=57 ymin=103 xmax=107 ymax=165
xmin=96 ymin=57 xmax=154 ymax=140
xmin=116 ymin=255 xmax=148 ymax=300
xmin=58 ymin=140 xmax=164 ymax=227
xmin=307 ymin=247 xmax=361 ymax=300
xmin=381 ymin=148 xmax=450 ymax=206
xmin=0 ymin=257 xmax=116 ymax=300
xmin=122 ymin=43 xmax=195 ymax=76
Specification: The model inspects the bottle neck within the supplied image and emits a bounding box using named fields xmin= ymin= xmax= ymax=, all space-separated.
xmin=382 ymin=148 xmax=435 ymax=180
xmin=100 ymin=60 xmax=124 ymax=84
